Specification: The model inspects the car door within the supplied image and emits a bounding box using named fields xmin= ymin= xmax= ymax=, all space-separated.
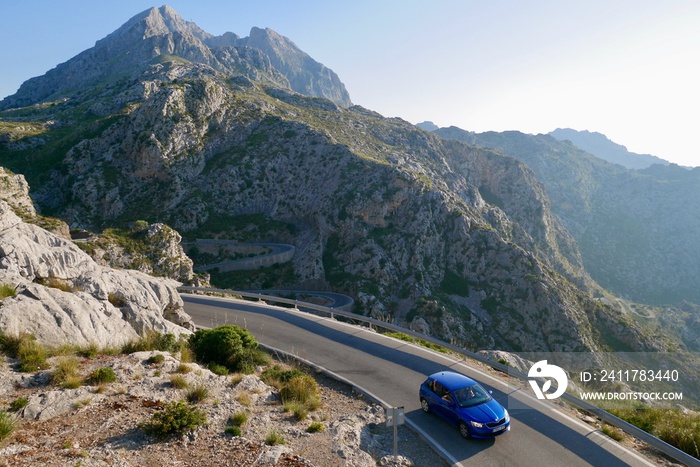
xmin=431 ymin=381 xmax=457 ymax=423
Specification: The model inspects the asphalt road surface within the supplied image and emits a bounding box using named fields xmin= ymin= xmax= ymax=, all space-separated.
xmin=183 ymin=294 xmax=655 ymax=467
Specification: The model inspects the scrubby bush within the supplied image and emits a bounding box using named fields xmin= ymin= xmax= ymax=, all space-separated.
xmin=122 ymin=332 xmax=178 ymax=354
xmin=146 ymin=353 xmax=166 ymax=365
xmin=207 ymin=362 xmax=229 ymax=376
xmin=280 ymin=374 xmax=319 ymax=406
xmin=0 ymin=412 xmax=15 ymax=440
xmin=170 ymin=375 xmax=188 ymax=389
xmin=0 ymin=283 xmax=16 ymax=300
xmin=143 ymin=400 xmax=207 ymax=439
xmin=185 ymin=384 xmax=209 ymax=404
xmin=225 ymin=425 xmax=242 ymax=436
xmin=87 ymin=367 xmax=116 ymax=385
xmin=229 ymin=411 xmax=247 ymax=427
xmin=262 ymin=365 xmax=321 ymax=419
xmin=8 ymin=397 xmax=27 ymax=413
xmin=52 ymin=355 xmax=82 ymax=388
xmin=260 ymin=365 xmax=305 ymax=388
xmin=610 ymin=406 xmax=700 ymax=458
xmin=188 ymin=325 xmax=258 ymax=372
xmin=264 ymin=430 xmax=285 ymax=446
xmin=306 ymin=422 xmax=324 ymax=433
xmin=0 ymin=332 xmax=24 ymax=357
xmin=17 ymin=338 xmax=48 ymax=372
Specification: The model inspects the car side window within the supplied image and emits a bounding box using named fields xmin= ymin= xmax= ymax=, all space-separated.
xmin=433 ymin=382 xmax=453 ymax=403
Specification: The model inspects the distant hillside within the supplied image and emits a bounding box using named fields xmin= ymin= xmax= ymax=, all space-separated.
xmin=549 ymin=128 xmax=669 ymax=170
xmin=436 ymin=126 xmax=700 ymax=305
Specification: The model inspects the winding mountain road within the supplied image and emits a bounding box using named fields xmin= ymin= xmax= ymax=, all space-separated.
xmin=183 ymin=294 xmax=654 ymax=466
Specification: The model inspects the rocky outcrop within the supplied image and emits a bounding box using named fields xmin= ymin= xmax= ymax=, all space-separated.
xmin=0 ymin=201 xmax=193 ymax=347
xmin=0 ymin=167 xmax=35 ymax=217
xmin=85 ymin=222 xmax=199 ymax=285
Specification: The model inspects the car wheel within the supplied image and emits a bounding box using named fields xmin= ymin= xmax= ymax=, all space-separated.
xmin=459 ymin=421 xmax=471 ymax=439
xmin=420 ymin=398 xmax=431 ymax=413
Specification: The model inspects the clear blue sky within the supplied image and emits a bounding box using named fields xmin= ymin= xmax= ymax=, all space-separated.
xmin=1 ymin=1 xmax=698 ymax=167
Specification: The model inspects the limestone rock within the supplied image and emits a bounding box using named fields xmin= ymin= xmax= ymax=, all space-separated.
xmin=0 ymin=200 xmax=193 ymax=348
xmin=0 ymin=167 xmax=35 ymax=217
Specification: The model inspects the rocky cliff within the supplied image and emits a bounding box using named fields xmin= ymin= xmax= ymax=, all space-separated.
xmin=0 ymin=200 xmax=193 ymax=347
xmin=0 ymin=7 xmax=668 ymax=354
xmin=435 ymin=127 xmax=700 ymax=306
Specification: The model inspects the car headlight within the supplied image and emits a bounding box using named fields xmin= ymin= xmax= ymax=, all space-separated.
xmin=470 ymin=421 xmax=484 ymax=428
xmin=504 ymin=409 xmax=510 ymax=423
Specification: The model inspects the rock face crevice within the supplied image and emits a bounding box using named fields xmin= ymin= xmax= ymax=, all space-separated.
xmin=0 ymin=200 xmax=193 ymax=347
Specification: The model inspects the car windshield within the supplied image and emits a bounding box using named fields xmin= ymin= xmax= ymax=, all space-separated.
xmin=454 ymin=383 xmax=492 ymax=408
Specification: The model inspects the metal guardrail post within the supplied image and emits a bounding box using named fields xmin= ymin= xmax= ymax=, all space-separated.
xmin=177 ymin=286 xmax=699 ymax=466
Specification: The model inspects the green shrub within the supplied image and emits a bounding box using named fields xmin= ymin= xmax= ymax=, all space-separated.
xmin=280 ymin=374 xmax=318 ymax=406
xmin=143 ymin=400 xmax=207 ymax=439
xmin=0 ymin=412 xmax=15 ymax=440
xmin=122 ymin=332 xmax=178 ymax=354
xmin=8 ymin=397 xmax=27 ymax=412
xmin=238 ymin=348 xmax=271 ymax=374
xmin=87 ymin=367 xmax=116 ymax=385
xmin=0 ymin=333 xmax=25 ymax=357
xmin=52 ymin=355 xmax=82 ymax=388
xmin=229 ymin=411 xmax=247 ymax=427
xmin=146 ymin=353 xmax=166 ymax=365
xmin=207 ymin=362 xmax=229 ymax=376
xmin=260 ymin=365 xmax=305 ymax=388
xmin=225 ymin=425 xmax=242 ymax=436
xmin=601 ymin=424 xmax=624 ymax=441
xmin=306 ymin=422 xmax=324 ymax=433
xmin=170 ymin=375 xmax=188 ymax=389
xmin=76 ymin=343 xmax=100 ymax=358
xmin=185 ymin=384 xmax=209 ymax=404
xmin=188 ymin=325 xmax=258 ymax=372
xmin=264 ymin=430 xmax=285 ymax=446
xmin=0 ymin=284 xmax=16 ymax=300
xmin=17 ymin=338 xmax=48 ymax=372
xmin=283 ymin=400 xmax=309 ymax=421
xmin=175 ymin=363 xmax=192 ymax=374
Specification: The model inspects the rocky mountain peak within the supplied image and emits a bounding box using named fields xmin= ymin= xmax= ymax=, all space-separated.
xmin=0 ymin=5 xmax=351 ymax=110
xmin=240 ymin=26 xmax=352 ymax=107
xmin=97 ymin=5 xmax=210 ymax=45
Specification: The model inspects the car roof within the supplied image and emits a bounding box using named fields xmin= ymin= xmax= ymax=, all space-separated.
xmin=428 ymin=371 xmax=476 ymax=389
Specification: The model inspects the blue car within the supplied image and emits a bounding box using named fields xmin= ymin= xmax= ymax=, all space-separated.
xmin=419 ymin=371 xmax=510 ymax=439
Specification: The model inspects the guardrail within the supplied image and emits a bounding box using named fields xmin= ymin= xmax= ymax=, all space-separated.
xmin=178 ymin=286 xmax=699 ymax=466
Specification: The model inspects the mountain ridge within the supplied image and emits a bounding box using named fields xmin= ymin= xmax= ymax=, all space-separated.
xmin=0 ymin=6 xmax=677 ymax=356
xmin=434 ymin=125 xmax=700 ymax=306
xmin=548 ymin=127 xmax=670 ymax=170
xmin=0 ymin=5 xmax=351 ymax=110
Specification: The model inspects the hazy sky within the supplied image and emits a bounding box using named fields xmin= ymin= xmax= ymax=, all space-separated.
xmin=1 ymin=0 xmax=698 ymax=167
